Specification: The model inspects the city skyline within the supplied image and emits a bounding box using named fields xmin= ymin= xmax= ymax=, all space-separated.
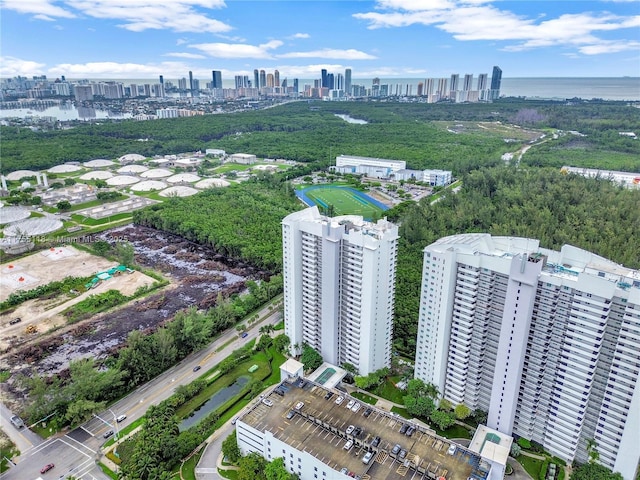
xmin=1 ymin=1 xmax=639 ymax=80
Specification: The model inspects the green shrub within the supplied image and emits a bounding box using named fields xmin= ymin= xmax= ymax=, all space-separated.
xmin=518 ymin=437 xmax=532 ymax=449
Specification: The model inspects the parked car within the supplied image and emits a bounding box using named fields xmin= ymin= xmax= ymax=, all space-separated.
xmin=371 ymin=436 xmax=381 ymax=447
xmin=391 ymin=444 xmax=401 ymax=455
xmin=351 ymin=402 xmax=361 ymax=412
xmin=447 ymin=444 xmax=457 ymax=455
xmin=340 ymin=468 xmax=348 ymax=474
xmin=346 ymin=400 xmax=355 ymax=409
xmin=295 ymin=401 xmax=304 ymax=410
xmin=346 ymin=425 xmax=355 ymax=435
xmin=10 ymin=415 xmax=24 ymax=428
xmin=399 ymin=423 xmax=408 ymax=434
xmin=9 ymin=318 xmax=21 ymax=325
xmin=406 ymin=426 xmax=416 ymax=436
xmin=286 ymin=410 xmax=295 ymax=419
xmin=362 ymin=451 xmax=373 ymax=464
xmin=231 ymin=417 xmax=238 ymax=425
xmin=335 ymin=396 xmax=344 ymax=405
xmin=324 ymin=391 xmax=334 ymax=400
xmin=399 ymin=449 xmax=407 ymax=460
xmin=40 ymin=463 xmax=55 ymax=474
xmin=262 ymin=398 xmax=274 ymax=407
xmin=116 ymin=414 xmax=127 ymax=423
xmin=363 ymin=407 xmax=373 ymax=417
xmin=343 ymin=440 xmax=353 ymax=450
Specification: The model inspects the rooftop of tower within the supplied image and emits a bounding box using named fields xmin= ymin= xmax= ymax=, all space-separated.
xmin=427 ymin=233 xmax=640 ymax=291
xmin=238 ymin=380 xmax=488 ymax=480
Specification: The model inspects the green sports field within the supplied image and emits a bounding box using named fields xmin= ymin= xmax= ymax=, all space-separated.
xmin=301 ymin=186 xmax=387 ymax=220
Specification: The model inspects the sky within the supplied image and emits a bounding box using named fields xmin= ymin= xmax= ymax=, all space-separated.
xmin=1 ymin=0 xmax=639 ymax=81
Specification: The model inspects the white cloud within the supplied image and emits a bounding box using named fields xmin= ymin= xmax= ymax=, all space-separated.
xmin=33 ymin=14 xmax=56 ymax=21
xmin=354 ymin=0 xmax=640 ymax=55
xmin=291 ymin=33 xmax=310 ymax=39
xmin=164 ymin=52 xmax=207 ymax=59
xmin=0 ymin=0 xmax=75 ymax=18
xmin=279 ymin=49 xmax=377 ymax=60
xmin=190 ymin=40 xmax=283 ymax=58
xmin=2 ymin=0 xmax=232 ymax=33
xmin=579 ymin=40 xmax=640 ymax=55
xmin=0 ymin=56 xmax=47 ymax=77
xmin=47 ymin=61 xmax=194 ymax=78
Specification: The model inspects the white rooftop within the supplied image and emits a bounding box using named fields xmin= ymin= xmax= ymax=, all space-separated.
xmin=468 ymin=424 xmax=512 ymax=466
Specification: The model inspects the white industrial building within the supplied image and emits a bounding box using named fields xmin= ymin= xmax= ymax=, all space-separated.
xmin=236 ymin=378 xmax=506 ymax=480
xmin=282 ymin=206 xmax=398 ymax=375
xmin=414 ymin=233 xmax=640 ymax=479
xmin=228 ymin=153 xmax=257 ymax=164
xmin=334 ymin=155 xmax=406 ymax=179
xmin=393 ymin=169 xmax=452 ymax=186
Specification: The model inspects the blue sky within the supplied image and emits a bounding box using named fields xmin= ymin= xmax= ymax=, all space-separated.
xmin=1 ymin=0 xmax=639 ymax=81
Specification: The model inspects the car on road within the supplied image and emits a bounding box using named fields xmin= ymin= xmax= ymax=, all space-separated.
xmin=10 ymin=415 xmax=24 ymax=428
xmin=116 ymin=414 xmax=127 ymax=423
xmin=193 ymin=365 xmax=201 ymax=372
xmin=103 ymin=430 xmax=114 ymax=438
xmin=40 ymin=463 xmax=55 ymax=474
xmin=241 ymin=332 xmax=249 ymax=338
xmin=9 ymin=318 xmax=21 ymax=325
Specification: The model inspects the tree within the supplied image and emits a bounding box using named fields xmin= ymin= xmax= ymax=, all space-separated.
xmin=64 ymin=178 xmax=77 ymax=186
xmin=570 ymin=463 xmax=623 ymax=480
xmin=299 ymin=344 xmax=322 ymax=371
xmin=403 ymin=395 xmax=435 ymax=418
xmin=222 ymin=431 xmax=241 ymax=463
xmin=438 ymin=398 xmax=452 ymax=412
xmin=115 ymin=241 xmax=135 ymax=266
xmin=56 ymin=200 xmax=71 ymax=211
xmin=237 ymin=452 xmax=267 ymax=480
xmin=429 ymin=409 xmax=456 ymax=430
xmin=454 ymin=403 xmax=471 ymax=420
xmin=341 ymin=363 xmax=358 ymax=376
xmin=272 ymin=334 xmax=290 ymax=354
xmin=265 ymin=457 xmax=298 ymax=480
xmin=510 ymin=443 xmax=522 ymax=458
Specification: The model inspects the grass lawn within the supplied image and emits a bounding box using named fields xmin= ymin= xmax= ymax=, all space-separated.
xmin=213 ymin=163 xmax=255 ymax=173
xmin=302 ymin=185 xmax=385 ymax=219
xmin=391 ymin=406 xmax=411 ymax=418
xmin=517 ymin=455 xmax=545 ymax=478
xmin=71 ymin=212 xmax=133 ymax=226
xmin=98 ymin=462 xmax=118 ymax=479
xmin=219 ymin=468 xmax=239 ymax=479
xmin=352 ymin=391 xmax=378 ymax=405
xmin=181 ymin=448 xmax=205 ymax=480
xmin=373 ymin=378 xmax=405 ymax=405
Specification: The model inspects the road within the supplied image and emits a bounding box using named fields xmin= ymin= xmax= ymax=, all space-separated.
xmin=0 ymin=298 xmax=282 ymax=480
xmin=0 ymin=403 xmax=43 ymax=453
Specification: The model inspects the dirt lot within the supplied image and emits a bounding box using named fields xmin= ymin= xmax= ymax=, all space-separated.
xmin=0 ymin=225 xmax=261 ymax=384
xmin=0 ymin=245 xmax=116 ymax=303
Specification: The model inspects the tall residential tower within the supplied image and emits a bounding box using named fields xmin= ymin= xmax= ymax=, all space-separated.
xmin=282 ymin=207 xmax=399 ymax=375
xmin=414 ymin=234 xmax=640 ymax=479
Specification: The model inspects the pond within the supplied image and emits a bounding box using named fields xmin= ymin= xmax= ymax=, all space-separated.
xmin=179 ymin=375 xmax=250 ymax=431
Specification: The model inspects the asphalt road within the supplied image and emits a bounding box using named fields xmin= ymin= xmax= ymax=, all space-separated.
xmin=0 ymin=403 xmax=43 ymax=453
xmin=1 ymin=299 xmax=282 ymax=480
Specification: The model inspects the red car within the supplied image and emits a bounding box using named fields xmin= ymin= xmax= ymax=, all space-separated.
xmin=40 ymin=463 xmax=55 ymax=474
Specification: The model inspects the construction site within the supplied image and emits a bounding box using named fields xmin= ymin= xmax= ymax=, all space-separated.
xmin=0 ymin=225 xmax=263 ymax=404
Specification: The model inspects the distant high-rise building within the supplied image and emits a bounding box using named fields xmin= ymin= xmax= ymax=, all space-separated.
xmin=327 ymin=73 xmax=334 ymax=90
xmin=425 ymin=78 xmax=434 ymax=97
xmin=463 ymin=74 xmax=473 ymax=91
xmin=178 ymin=77 xmax=187 ymax=91
xmin=414 ymin=233 xmax=640 ymax=479
xmin=254 ymin=69 xmax=260 ymax=89
xmin=74 ymin=84 xmax=93 ymax=101
xmin=345 ymin=68 xmax=352 ymax=96
xmin=417 ymin=82 xmax=424 ymax=97
xmin=477 ymin=73 xmax=488 ymax=91
xmin=266 ymin=73 xmax=274 ymax=88
xmin=449 ymin=74 xmax=459 ymax=99
xmin=274 ymin=69 xmax=280 ymax=87
xmin=321 ymin=69 xmax=328 ymax=88
xmin=491 ymin=66 xmax=502 ymax=100
xmin=129 ymin=84 xmax=138 ymax=98
xmin=159 ymin=75 xmax=164 ymax=86
xmin=259 ymin=70 xmax=266 ymax=89
xmin=189 ymin=71 xmax=194 ymax=92
xmin=293 ymin=78 xmax=299 ymax=93
xmin=212 ymin=70 xmax=222 ymax=89
xmin=191 ymin=79 xmax=200 ymax=96
xmin=283 ymin=207 xmax=399 ymax=375
xmin=335 ymin=73 xmax=344 ymax=91
xmin=437 ymin=78 xmax=448 ymax=98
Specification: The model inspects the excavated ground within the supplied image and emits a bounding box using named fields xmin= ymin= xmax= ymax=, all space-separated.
xmin=1 ymin=225 xmax=265 ymax=401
